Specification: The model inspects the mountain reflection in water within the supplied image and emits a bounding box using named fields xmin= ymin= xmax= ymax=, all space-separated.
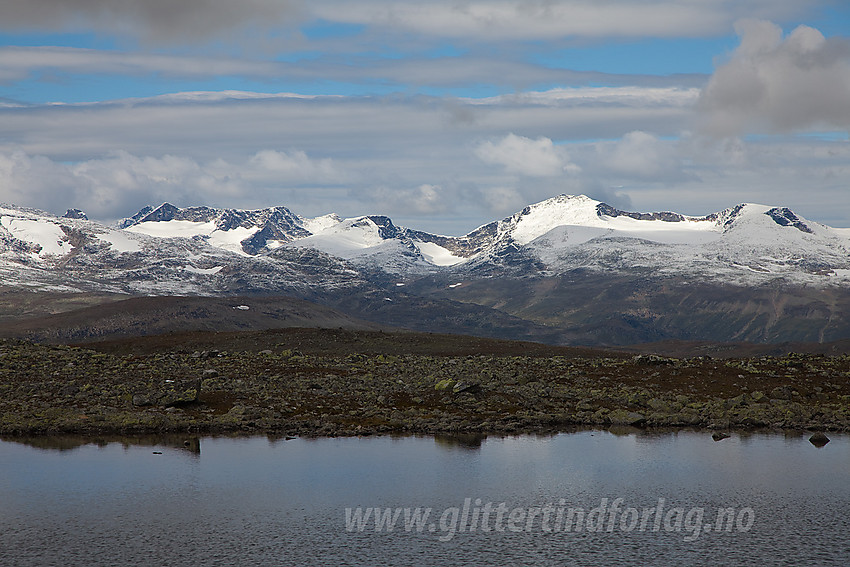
xmin=1 ymin=430 xmax=847 ymax=566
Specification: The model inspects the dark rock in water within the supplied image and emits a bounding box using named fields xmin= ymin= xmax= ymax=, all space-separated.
xmin=809 ymin=432 xmax=830 ymax=447
xmin=712 ymin=432 xmax=731 ymax=442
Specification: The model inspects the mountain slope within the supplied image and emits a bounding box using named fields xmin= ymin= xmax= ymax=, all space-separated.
xmin=0 ymin=295 xmax=382 ymax=343
xmin=2 ymin=195 xmax=850 ymax=346
xmin=111 ymin=195 xmax=850 ymax=285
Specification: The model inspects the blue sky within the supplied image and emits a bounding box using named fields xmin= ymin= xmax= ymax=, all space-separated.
xmin=0 ymin=1 xmax=849 ymax=233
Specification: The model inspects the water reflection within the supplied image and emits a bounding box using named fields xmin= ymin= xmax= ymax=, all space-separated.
xmin=434 ymin=433 xmax=487 ymax=449
xmin=0 ymin=430 xmax=848 ymax=566
xmin=1 ymin=427 xmax=840 ymax=456
xmin=1 ymin=433 xmax=202 ymax=455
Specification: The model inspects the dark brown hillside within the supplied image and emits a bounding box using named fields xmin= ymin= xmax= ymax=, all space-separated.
xmin=0 ymin=295 xmax=381 ymax=343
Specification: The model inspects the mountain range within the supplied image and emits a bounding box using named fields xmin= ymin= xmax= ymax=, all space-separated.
xmin=2 ymin=194 xmax=849 ymax=346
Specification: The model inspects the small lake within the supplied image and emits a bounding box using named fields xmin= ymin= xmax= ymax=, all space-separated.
xmin=1 ymin=429 xmax=848 ymax=566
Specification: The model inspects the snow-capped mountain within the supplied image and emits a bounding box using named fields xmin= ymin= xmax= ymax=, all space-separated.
xmin=111 ymin=195 xmax=850 ymax=285
xmin=3 ymin=195 xmax=850 ymax=345
xmin=119 ymin=202 xmax=341 ymax=255
xmin=4 ymin=194 xmax=850 ymax=293
xmin=0 ymin=203 xmax=362 ymax=295
xmin=467 ymin=195 xmax=850 ymax=284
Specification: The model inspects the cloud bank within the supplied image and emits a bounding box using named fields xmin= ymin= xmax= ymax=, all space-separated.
xmin=699 ymin=19 xmax=850 ymax=136
xmin=0 ymin=1 xmax=814 ymax=45
xmin=0 ymin=0 xmax=303 ymax=43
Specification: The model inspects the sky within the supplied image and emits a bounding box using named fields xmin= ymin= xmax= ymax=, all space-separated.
xmin=0 ymin=0 xmax=849 ymax=235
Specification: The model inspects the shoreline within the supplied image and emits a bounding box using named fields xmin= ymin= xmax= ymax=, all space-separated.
xmin=2 ymin=335 xmax=849 ymax=437
xmin=1 ymin=426 xmax=840 ymax=455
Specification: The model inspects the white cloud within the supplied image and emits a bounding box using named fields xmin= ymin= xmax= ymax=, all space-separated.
xmin=699 ymin=20 xmax=850 ymax=136
xmin=1 ymin=87 xmax=849 ymax=231
xmin=0 ymin=0 xmax=304 ymax=44
xmin=0 ymin=149 xmax=346 ymax=220
xmin=472 ymin=87 xmax=700 ymax=107
xmin=475 ymin=133 xmax=578 ymax=177
xmin=0 ymin=47 xmax=289 ymax=83
xmin=598 ymin=131 xmax=691 ymax=182
xmin=247 ymin=150 xmax=342 ymax=182
xmin=0 ymin=47 xmax=709 ymax=94
xmin=313 ymin=1 xmax=811 ymax=41
xmin=0 ymin=1 xmax=817 ymax=51
xmin=477 ymin=186 xmax=526 ymax=215
xmin=370 ymin=184 xmax=449 ymax=215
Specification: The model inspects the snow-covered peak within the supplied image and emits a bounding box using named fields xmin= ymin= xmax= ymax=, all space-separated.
xmin=300 ymin=213 xmax=342 ymax=235
xmin=288 ymin=216 xmax=390 ymax=258
xmin=496 ymin=194 xmax=723 ymax=247
xmin=7 ymin=194 xmax=845 ymax=288
xmin=120 ymin=202 xmax=313 ymax=255
xmin=504 ymin=194 xmax=605 ymax=245
xmin=0 ymin=204 xmax=146 ymax=261
xmin=700 ymin=202 xmax=827 ymax=240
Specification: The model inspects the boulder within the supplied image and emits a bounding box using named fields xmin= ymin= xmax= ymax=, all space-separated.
xmin=608 ymin=409 xmax=646 ymax=426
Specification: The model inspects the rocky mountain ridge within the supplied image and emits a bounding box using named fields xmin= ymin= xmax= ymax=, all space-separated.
xmin=2 ymin=195 xmax=850 ymax=345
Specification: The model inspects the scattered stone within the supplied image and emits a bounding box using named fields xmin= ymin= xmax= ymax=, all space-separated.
xmin=608 ymin=410 xmax=646 ymax=426
xmin=647 ymin=398 xmax=672 ymax=412
xmin=633 ymin=355 xmax=673 ymax=366
xmin=712 ymin=432 xmax=731 ymax=441
xmin=770 ymin=386 xmax=793 ymax=401
xmin=60 ymin=385 xmax=80 ymax=397
xmin=453 ymin=380 xmax=481 ymax=394
xmin=750 ymin=391 xmax=768 ymax=404
xmin=0 ymin=338 xmax=848 ymax=437
xmin=132 ymin=394 xmax=154 ymax=407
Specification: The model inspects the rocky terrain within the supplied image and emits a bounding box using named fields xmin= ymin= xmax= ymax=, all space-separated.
xmin=2 ymin=328 xmax=849 ymax=437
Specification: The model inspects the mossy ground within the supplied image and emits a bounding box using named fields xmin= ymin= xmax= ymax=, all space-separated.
xmin=1 ymin=329 xmax=849 ymax=436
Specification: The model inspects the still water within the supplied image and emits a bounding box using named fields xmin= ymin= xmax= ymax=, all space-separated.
xmin=1 ymin=429 xmax=848 ymax=566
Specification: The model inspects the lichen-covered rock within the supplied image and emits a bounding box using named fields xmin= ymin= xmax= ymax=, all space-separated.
xmin=608 ymin=410 xmax=646 ymax=426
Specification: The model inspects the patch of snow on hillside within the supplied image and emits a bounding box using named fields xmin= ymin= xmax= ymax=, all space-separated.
xmin=184 ymin=265 xmax=223 ymax=275
xmin=125 ymin=220 xmax=217 ymax=239
xmin=830 ymin=228 xmax=850 ymax=240
xmin=416 ymin=242 xmax=466 ymax=266
xmin=101 ymin=230 xmax=142 ymax=253
xmin=301 ymin=213 xmax=342 ymax=235
xmin=0 ymin=216 xmax=70 ymax=257
xmin=206 ymin=226 xmax=259 ymax=255
xmin=289 ymin=217 xmax=385 ymax=257
xmin=600 ymin=217 xmax=720 ymax=245
xmin=125 ymin=220 xmax=258 ymax=255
